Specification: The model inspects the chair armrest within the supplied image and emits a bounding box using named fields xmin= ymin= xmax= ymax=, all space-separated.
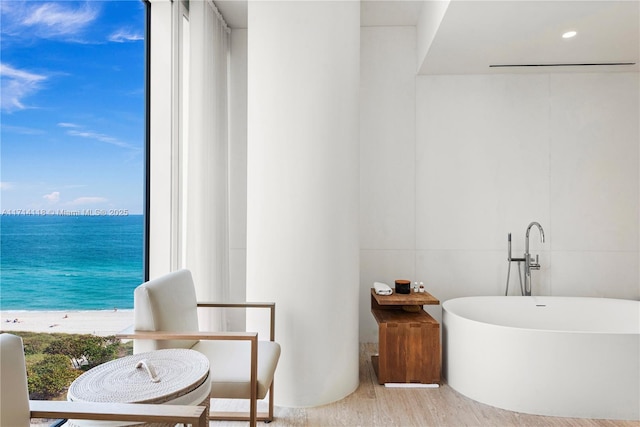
xmin=30 ymin=400 xmax=207 ymax=427
xmin=196 ymin=302 xmax=276 ymax=342
xmin=197 ymin=302 xmax=275 ymax=309
xmin=116 ymin=329 xmax=257 ymax=342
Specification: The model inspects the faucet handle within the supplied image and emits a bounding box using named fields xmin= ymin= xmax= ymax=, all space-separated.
xmin=530 ymin=254 xmax=541 ymax=269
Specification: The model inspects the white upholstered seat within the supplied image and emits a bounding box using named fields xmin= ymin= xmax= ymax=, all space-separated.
xmin=191 ymin=340 xmax=279 ymax=399
xmin=130 ymin=269 xmax=281 ymax=426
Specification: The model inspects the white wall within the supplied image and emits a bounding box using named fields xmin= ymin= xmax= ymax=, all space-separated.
xmin=360 ymin=26 xmax=417 ymax=342
xmin=359 ymin=25 xmax=639 ymax=342
xmin=231 ymin=24 xmax=638 ymax=344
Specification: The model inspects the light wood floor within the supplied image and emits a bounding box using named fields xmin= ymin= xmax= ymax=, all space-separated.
xmin=211 ymin=343 xmax=637 ymax=427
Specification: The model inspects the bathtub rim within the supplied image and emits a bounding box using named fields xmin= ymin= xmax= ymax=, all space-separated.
xmin=442 ymin=295 xmax=639 ymax=335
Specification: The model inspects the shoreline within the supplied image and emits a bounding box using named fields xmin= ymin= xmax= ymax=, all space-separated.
xmin=0 ymin=309 xmax=133 ymax=336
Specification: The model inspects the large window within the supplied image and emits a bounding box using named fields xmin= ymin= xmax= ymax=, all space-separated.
xmin=0 ymin=1 xmax=147 ymax=331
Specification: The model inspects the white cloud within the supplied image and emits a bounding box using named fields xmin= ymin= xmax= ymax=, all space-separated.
xmin=57 ymin=122 xmax=80 ymax=128
xmin=69 ymin=196 xmax=107 ymax=205
xmin=0 ymin=63 xmax=47 ymax=112
xmin=1 ymin=1 xmax=100 ymax=46
xmin=109 ymin=29 xmax=143 ymax=43
xmin=0 ymin=63 xmax=46 ymax=81
xmin=66 ymin=129 xmax=135 ymax=150
xmin=43 ymin=191 xmax=61 ymax=203
xmin=20 ymin=2 xmax=99 ymax=38
xmin=58 ymin=123 xmax=137 ymax=151
xmin=1 ymin=124 xmax=45 ymax=135
xmin=1 ymin=182 xmax=14 ymax=191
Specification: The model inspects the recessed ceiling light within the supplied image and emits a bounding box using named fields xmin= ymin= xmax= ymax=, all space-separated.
xmin=562 ymin=31 xmax=577 ymax=39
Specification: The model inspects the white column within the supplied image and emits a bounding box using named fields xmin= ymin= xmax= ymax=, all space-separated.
xmin=246 ymin=1 xmax=360 ymax=407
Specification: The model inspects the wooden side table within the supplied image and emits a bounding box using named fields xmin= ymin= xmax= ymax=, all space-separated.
xmin=370 ymin=288 xmax=440 ymax=385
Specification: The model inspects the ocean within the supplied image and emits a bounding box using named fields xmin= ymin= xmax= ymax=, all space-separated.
xmin=0 ymin=215 xmax=144 ymax=311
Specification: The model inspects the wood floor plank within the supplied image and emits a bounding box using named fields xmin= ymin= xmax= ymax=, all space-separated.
xmin=208 ymin=344 xmax=638 ymax=426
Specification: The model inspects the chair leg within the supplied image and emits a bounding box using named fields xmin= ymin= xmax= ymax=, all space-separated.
xmin=207 ymin=381 xmax=275 ymax=425
xmin=250 ymin=394 xmax=257 ymax=427
xmin=213 ymin=387 xmax=272 ymax=424
xmin=267 ymin=381 xmax=274 ymax=423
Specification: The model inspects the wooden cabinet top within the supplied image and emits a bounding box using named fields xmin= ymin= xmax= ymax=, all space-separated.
xmin=370 ymin=288 xmax=439 ymax=306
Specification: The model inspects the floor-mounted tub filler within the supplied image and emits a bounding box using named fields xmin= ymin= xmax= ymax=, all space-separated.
xmin=442 ymin=296 xmax=640 ymax=420
xmin=505 ymin=221 xmax=545 ymax=296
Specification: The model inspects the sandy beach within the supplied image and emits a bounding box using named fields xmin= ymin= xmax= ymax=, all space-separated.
xmin=0 ymin=309 xmax=134 ymax=336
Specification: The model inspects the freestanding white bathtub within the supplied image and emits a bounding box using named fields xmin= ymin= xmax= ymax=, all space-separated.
xmin=442 ymin=296 xmax=639 ymax=420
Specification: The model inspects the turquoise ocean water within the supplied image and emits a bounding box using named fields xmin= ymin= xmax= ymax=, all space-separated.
xmin=0 ymin=215 xmax=144 ymax=310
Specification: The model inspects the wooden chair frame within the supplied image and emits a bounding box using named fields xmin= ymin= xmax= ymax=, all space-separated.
xmin=118 ymin=301 xmax=276 ymax=427
xmin=29 ymin=400 xmax=207 ymax=427
xmin=1 ymin=332 xmax=207 ymax=427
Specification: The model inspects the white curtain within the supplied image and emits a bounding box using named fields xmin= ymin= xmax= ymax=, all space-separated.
xmin=184 ymin=0 xmax=231 ymax=330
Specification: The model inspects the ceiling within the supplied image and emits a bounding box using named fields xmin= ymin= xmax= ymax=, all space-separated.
xmin=214 ymin=0 xmax=422 ymax=29
xmin=214 ymin=0 xmax=639 ymax=75
xmin=215 ymin=0 xmax=247 ymax=29
xmin=422 ymin=0 xmax=639 ymax=74
xmin=360 ymin=0 xmax=423 ymax=26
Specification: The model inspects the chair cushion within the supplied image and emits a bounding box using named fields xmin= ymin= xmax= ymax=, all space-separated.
xmin=1 ymin=333 xmax=31 ymax=427
xmin=134 ymin=269 xmax=201 ymax=352
xmin=192 ymin=340 xmax=281 ymax=400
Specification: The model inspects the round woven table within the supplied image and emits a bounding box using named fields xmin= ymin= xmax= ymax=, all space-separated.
xmin=67 ymin=348 xmax=210 ymax=427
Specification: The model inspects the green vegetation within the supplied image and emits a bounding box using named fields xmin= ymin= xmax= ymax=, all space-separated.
xmin=27 ymin=354 xmax=80 ymax=400
xmin=6 ymin=332 xmax=132 ymax=400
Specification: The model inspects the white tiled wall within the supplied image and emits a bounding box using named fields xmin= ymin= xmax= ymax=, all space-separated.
xmin=416 ymin=74 xmax=551 ymax=252
xmin=360 ymin=26 xmax=417 ymax=251
xmin=359 ymin=26 xmax=639 ymax=342
xmin=548 ymin=73 xmax=639 ymax=300
xmin=549 ymin=74 xmax=639 ymax=253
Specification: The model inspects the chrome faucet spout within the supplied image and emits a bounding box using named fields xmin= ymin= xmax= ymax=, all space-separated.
xmin=524 ymin=221 xmax=545 ymax=296
xmin=527 ymin=222 xmax=545 ymax=241
xmin=525 ymin=221 xmax=545 ymax=254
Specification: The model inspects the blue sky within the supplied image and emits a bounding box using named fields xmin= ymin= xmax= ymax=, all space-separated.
xmin=1 ymin=0 xmax=145 ymax=214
